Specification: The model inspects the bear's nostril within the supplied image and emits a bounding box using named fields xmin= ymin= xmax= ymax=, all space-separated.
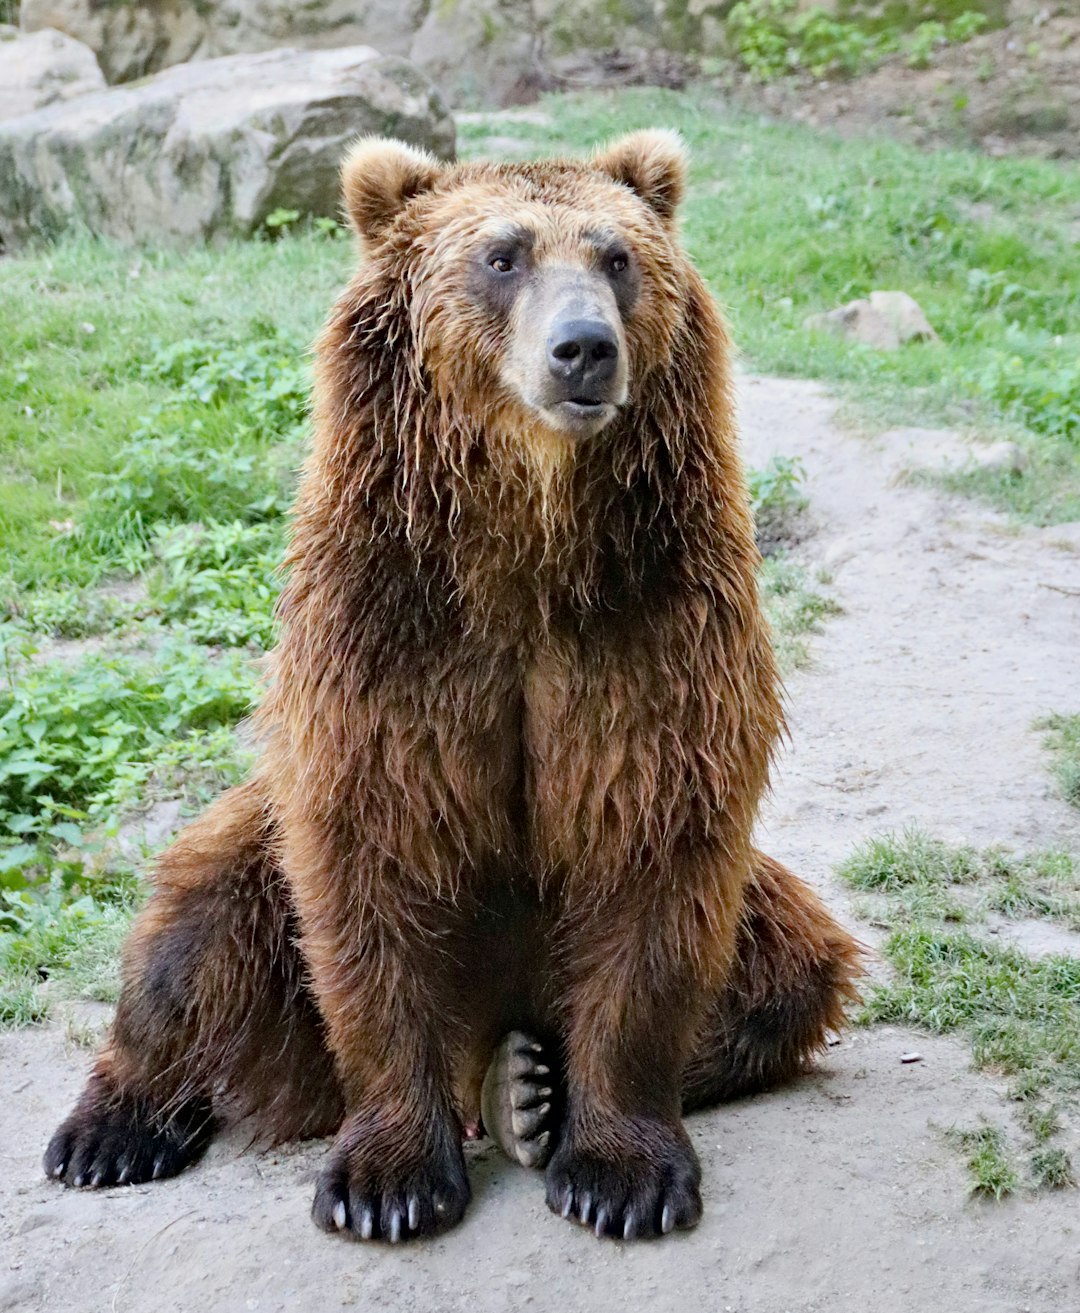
xmin=590 ymin=339 xmax=617 ymax=363
xmin=551 ymin=341 xmax=583 ymax=363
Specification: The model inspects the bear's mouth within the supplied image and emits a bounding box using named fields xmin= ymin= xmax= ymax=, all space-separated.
xmin=547 ymin=397 xmax=618 ymax=432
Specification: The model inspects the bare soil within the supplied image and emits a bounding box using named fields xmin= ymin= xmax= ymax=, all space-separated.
xmin=735 ymin=15 xmax=1080 ymax=159
xmin=2 ymin=377 xmax=1079 ymax=1313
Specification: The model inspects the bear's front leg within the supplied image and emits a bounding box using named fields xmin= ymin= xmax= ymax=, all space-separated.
xmin=528 ymin=591 xmax=781 ymax=1240
xmin=283 ymin=821 xmax=472 ymax=1243
xmin=543 ymin=888 xmax=720 ymax=1239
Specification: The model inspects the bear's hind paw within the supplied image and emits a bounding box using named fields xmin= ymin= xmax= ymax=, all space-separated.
xmin=481 ymin=1030 xmax=558 ymax=1170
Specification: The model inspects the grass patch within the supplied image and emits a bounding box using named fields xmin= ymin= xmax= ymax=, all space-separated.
xmin=840 ymin=828 xmax=1080 ymax=1193
xmin=840 ymin=828 xmax=1080 ymax=929
xmin=760 ymin=555 xmax=839 ymax=673
xmin=1040 ymin=713 xmax=1080 ymax=812
xmin=1031 ymin=1147 xmax=1075 ymax=1190
xmin=945 ymin=1123 xmax=1019 ymax=1200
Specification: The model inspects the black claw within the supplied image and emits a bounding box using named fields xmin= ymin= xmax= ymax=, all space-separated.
xmin=545 ymin=1134 xmax=702 ymax=1242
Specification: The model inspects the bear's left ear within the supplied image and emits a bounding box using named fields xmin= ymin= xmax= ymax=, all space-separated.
xmin=591 ymin=129 xmax=687 ymax=226
xmin=341 ymin=137 xmax=446 ymax=244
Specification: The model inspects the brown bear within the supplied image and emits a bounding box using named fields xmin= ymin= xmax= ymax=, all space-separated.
xmin=44 ymin=130 xmax=861 ymax=1243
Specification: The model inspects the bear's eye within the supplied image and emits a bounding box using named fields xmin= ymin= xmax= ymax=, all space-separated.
xmin=490 ymin=255 xmax=515 ymax=274
xmin=610 ymin=253 xmax=629 ymax=275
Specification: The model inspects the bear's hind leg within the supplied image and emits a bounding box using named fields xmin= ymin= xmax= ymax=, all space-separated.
xmin=45 ymin=780 xmax=341 ymax=1189
xmin=681 ymin=851 xmax=863 ymax=1112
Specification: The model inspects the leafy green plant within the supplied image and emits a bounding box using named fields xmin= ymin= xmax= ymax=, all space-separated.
xmin=148 ymin=519 xmax=284 ymax=649
xmin=142 ymin=336 xmax=310 ymax=440
xmin=724 ymin=0 xmax=986 ymax=80
xmin=966 ymin=336 xmax=1080 ymax=447
xmin=0 ymin=640 xmax=258 ymax=881
xmin=727 ymin=0 xmax=881 ymax=79
xmin=1 ymin=880 xmax=136 ymax=1025
xmin=264 ymin=208 xmax=302 ymax=235
xmin=749 ymin=455 xmax=808 ymax=550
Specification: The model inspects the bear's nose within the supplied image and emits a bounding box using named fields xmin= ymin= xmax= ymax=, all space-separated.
xmin=547 ymin=318 xmax=619 ymax=394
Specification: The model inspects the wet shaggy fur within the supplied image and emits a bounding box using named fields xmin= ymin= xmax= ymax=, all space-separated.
xmin=45 ymin=131 xmax=862 ymax=1242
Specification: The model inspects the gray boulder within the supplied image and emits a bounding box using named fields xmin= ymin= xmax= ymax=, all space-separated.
xmin=0 ymin=24 xmax=106 ymax=121
xmin=0 ymin=45 xmax=454 ymax=250
xmin=19 ymin=0 xmax=207 ymax=84
xmin=19 ymin=0 xmax=424 ymax=83
xmin=804 ymin=291 xmax=939 ymax=351
xmin=409 ymin=0 xmax=545 ymax=108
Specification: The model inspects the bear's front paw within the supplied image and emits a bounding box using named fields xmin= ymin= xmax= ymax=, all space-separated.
xmin=545 ymin=1125 xmax=702 ymax=1240
xmin=312 ymin=1123 xmax=470 ymax=1243
xmin=44 ymin=1078 xmax=214 ymax=1188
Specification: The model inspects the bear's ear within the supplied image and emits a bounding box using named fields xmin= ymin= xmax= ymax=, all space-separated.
xmin=341 ymin=137 xmax=445 ymax=244
xmin=591 ymin=129 xmax=687 ymax=225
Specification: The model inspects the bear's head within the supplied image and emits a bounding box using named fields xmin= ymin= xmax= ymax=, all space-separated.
xmin=339 ymin=130 xmax=691 ymax=448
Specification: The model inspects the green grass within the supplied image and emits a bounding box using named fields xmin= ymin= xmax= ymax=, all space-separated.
xmin=1041 ymin=713 xmax=1080 ymax=812
xmin=945 ymin=1124 xmax=1020 ymax=1200
xmin=760 ymin=555 xmax=839 ymax=672
xmin=0 ymin=235 xmax=345 ymax=589
xmin=839 ymin=829 xmax=1079 ymax=1193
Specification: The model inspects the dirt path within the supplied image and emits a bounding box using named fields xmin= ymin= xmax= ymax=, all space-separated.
xmin=3 ymin=378 xmax=1079 ymax=1313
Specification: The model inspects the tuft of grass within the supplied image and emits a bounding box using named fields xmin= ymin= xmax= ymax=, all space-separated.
xmin=1023 ymin=1102 xmax=1061 ymax=1144
xmin=760 ymin=555 xmax=839 ymax=673
xmin=1040 ymin=713 xmax=1080 ymax=812
xmin=0 ymin=975 xmax=50 ymax=1028
xmin=946 ymin=1123 xmax=1019 ymax=1200
xmin=1031 ymin=1147 xmax=1075 ymax=1190
xmin=839 ymin=827 xmax=980 ymax=891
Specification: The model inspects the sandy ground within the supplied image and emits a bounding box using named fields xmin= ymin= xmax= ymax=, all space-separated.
xmin=2 ymin=377 xmax=1079 ymax=1313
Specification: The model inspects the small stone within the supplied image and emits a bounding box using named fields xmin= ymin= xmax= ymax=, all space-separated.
xmin=900 ymin=1052 xmax=923 ymax=1064
xmin=969 ymin=442 xmax=1028 ymax=476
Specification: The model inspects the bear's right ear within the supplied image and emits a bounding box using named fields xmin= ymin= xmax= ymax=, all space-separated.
xmin=341 ymin=137 xmax=445 ymax=244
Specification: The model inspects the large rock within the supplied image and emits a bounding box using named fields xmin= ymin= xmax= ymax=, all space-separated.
xmin=0 ymin=45 xmax=454 ymax=250
xmin=804 ymin=291 xmax=938 ymax=351
xmin=0 ymin=24 xmax=106 ymax=121
xmin=19 ymin=1 xmax=207 ymax=84
xmin=20 ymin=0 xmax=424 ymax=83
xmin=409 ymin=0 xmax=545 ymax=108
xmin=21 ymin=0 xmax=714 ymax=104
